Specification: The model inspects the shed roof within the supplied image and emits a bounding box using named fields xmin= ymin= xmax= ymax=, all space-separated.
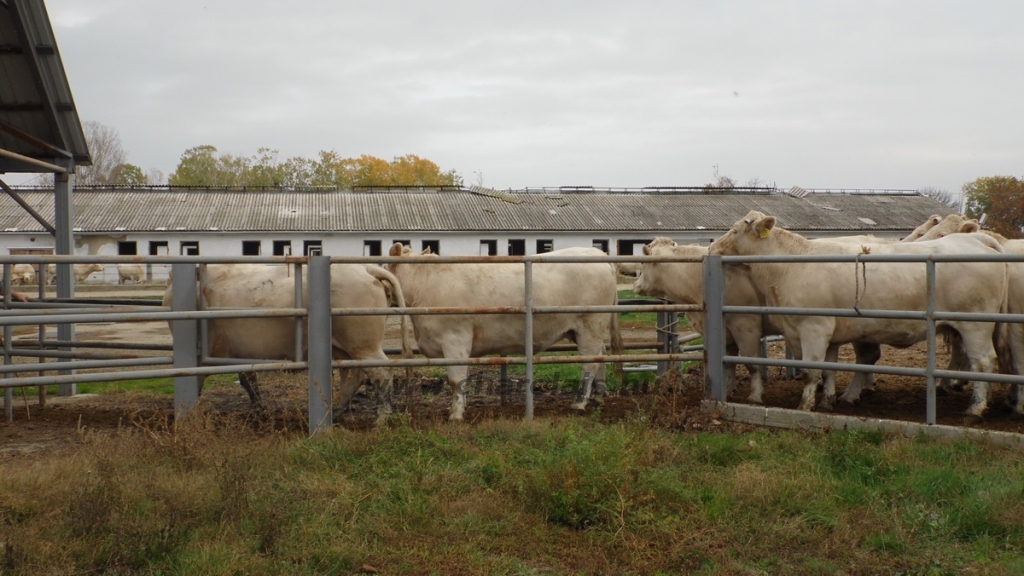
xmin=0 ymin=0 xmax=90 ymax=173
xmin=0 ymin=187 xmax=950 ymax=234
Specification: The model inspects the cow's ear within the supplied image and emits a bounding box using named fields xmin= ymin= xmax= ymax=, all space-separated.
xmin=388 ymin=243 xmax=405 ymax=257
xmin=961 ymin=220 xmax=980 ymax=233
xmin=422 ymin=246 xmax=432 ymax=255
xmin=754 ymin=216 xmax=776 ymax=239
xmin=642 ymin=244 xmax=652 ymax=255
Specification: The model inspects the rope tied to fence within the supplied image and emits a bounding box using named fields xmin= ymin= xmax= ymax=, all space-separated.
xmin=854 ymin=248 xmax=869 ymax=315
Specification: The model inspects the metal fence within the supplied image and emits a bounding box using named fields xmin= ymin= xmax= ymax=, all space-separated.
xmin=702 ymin=252 xmax=1024 ymax=448
xmin=1 ymin=253 xmax=702 ymax=434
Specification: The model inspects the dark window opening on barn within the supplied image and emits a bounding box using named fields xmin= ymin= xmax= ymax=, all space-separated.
xmin=149 ymin=241 xmax=168 ymax=256
xmin=537 ymin=239 xmax=554 ymax=254
xmin=242 ymin=240 xmax=261 ymax=256
xmin=118 ymin=241 xmax=137 ymax=256
xmin=363 ymin=240 xmax=382 ymax=256
xmin=480 ymin=240 xmax=497 ymax=256
xmin=273 ymin=240 xmax=292 ymax=256
xmin=181 ymin=241 xmax=199 ymax=256
xmin=592 ymin=239 xmax=609 ymax=253
xmin=508 ymin=239 xmax=525 ymax=256
xmin=617 ymin=239 xmax=653 ymax=256
xmin=422 ymin=240 xmax=440 ymax=255
xmin=305 ymin=240 xmax=323 ymax=256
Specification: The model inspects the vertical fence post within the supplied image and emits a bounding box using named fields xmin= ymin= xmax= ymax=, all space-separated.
xmin=307 ymin=256 xmax=333 ymax=435
xmin=293 ymin=262 xmax=304 ymax=363
xmin=926 ymin=258 xmax=937 ymax=425
xmin=703 ymin=255 xmax=727 ymax=401
xmin=171 ymin=263 xmax=200 ymax=419
xmin=524 ymin=259 xmax=534 ymax=420
xmin=3 ymin=264 xmax=12 ymax=423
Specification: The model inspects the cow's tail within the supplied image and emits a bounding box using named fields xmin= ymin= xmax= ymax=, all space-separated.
xmin=611 ymin=289 xmax=624 ymax=383
xmin=362 ymin=264 xmax=413 ymax=358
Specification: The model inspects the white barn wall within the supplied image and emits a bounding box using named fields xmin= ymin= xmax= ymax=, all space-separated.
xmin=1 ymin=228 xmax=908 ymax=285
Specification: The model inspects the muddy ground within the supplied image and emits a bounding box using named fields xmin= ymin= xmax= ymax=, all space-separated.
xmin=3 ymin=284 xmax=1024 ymax=458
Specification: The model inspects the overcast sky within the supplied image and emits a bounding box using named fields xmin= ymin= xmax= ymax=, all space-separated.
xmin=36 ymin=0 xmax=1024 ymax=193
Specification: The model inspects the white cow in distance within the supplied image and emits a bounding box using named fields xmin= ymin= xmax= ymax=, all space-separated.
xmin=710 ymin=211 xmax=1007 ymax=420
xmin=10 ymin=264 xmax=35 ymax=285
xmin=385 ymin=243 xmax=623 ymax=420
xmin=163 ymin=263 xmax=412 ymax=423
xmin=43 ymin=263 xmax=104 ymax=284
xmin=117 ymin=263 xmax=145 ymax=284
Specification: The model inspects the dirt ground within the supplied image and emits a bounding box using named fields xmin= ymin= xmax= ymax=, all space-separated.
xmin=3 ymin=285 xmax=1024 ymax=458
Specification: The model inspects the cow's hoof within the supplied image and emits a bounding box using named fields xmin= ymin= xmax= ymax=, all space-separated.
xmin=816 ymin=401 xmax=835 ymax=412
xmin=746 ymin=396 xmax=764 ymax=405
xmin=962 ymin=414 xmax=984 ymax=426
xmin=861 ymin=388 xmax=876 ymax=397
xmin=569 ymin=400 xmax=588 ymax=411
xmin=837 ymin=397 xmax=858 ymax=407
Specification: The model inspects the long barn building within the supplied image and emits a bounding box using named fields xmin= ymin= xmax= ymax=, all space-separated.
xmin=0 ymin=185 xmax=951 ymax=284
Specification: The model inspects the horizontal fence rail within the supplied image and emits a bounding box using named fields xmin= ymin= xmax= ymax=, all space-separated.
xmin=704 ymin=252 xmax=1024 ymax=433
xmin=2 ymin=253 xmax=696 ymax=431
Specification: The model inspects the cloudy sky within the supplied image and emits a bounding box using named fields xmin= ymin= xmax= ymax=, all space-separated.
xmin=37 ymin=0 xmax=1024 ymax=194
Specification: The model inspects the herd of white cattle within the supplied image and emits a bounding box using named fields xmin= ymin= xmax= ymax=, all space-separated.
xmin=143 ymin=212 xmax=1021 ymax=424
xmin=9 ymin=262 xmax=143 ymax=285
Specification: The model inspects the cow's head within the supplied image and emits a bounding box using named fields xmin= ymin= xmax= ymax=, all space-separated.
xmin=633 ymin=239 xmax=707 ymax=302
xmin=709 ymin=211 xmax=775 ymax=256
xmin=902 ymin=214 xmax=943 ymax=241
xmin=915 ymin=214 xmax=977 ymax=241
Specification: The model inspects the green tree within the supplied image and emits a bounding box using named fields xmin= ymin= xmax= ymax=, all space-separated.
xmin=170 ymin=146 xmax=462 ymax=189
xmin=110 ymin=163 xmax=147 ymax=186
xmin=962 ymin=175 xmax=1024 ymax=238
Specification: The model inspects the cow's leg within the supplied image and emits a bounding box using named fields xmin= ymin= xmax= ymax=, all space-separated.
xmin=839 ymin=342 xmax=882 ymax=405
xmin=365 ymin=363 xmax=395 ymax=425
xmin=958 ymin=324 xmax=998 ymax=421
xmin=335 ymin=364 xmax=359 ymax=413
xmin=1007 ymin=323 xmax=1024 ymax=418
xmin=817 ymin=344 xmax=841 ymax=411
xmin=795 ymin=333 xmax=828 ymax=412
xmin=938 ymin=333 xmax=969 ymax=392
xmin=238 ymin=371 xmax=262 ymax=408
xmin=446 ymin=363 xmax=470 ymax=421
xmin=731 ymin=336 xmax=765 ymax=404
xmin=571 ymin=331 xmax=607 ymax=411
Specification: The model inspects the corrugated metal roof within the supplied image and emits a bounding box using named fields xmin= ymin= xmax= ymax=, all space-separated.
xmin=0 ymin=188 xmax=951 ymax=234
xmin=0 ymin=0 xmax=90 ymax=172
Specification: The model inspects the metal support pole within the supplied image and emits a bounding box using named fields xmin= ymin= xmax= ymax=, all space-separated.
xmin=524 ymin=260 xmax=534 ymax=420
xmin=54 ymin=166 xmax=75 ymax=396
xmin=171 ymin=263 xmax=201 ymax=419
xmin=294 ymin=262 xmax=304 ymax=363
xmin=307 ymin=256 xmax=332 ymax=435
xmin=703 ymin=255 xmax=728 ymax=401
xmin=926 ymin=259 xmax=937 ymax=425
xmin=3 ymin=264 xmax=12 ymax=422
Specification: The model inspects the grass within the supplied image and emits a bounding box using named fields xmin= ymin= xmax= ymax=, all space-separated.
xmin=26 ymin=374 xmax=238 ymax=396
xmin=2 ymin=417 xmax=1022 ymax=575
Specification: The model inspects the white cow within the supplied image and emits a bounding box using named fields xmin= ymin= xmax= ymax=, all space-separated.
xmin=117 ymin=263 xmax=145 ymax=284
xmin=44 ymin=263 xmax=104 ymax=284
xmin=385 ymin=243 xmax=623 ymax=420
xmin=709 ymin=211 xmax=1007 ymax=420
xmin=914 ymin=217 xmax=1024 ymax=416
xmin=901 ymin=214 xmax=945 ymax=242
xmin=163 ymin=263 xmax=412 ymax=422
xmin=11 ymin=264 xmax=35 ymax=285
xmin=633 ymin=238 xmax=882 ymax=405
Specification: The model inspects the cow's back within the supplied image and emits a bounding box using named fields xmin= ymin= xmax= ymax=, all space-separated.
xmin=395 ymin=247 xmax=617 ymax=357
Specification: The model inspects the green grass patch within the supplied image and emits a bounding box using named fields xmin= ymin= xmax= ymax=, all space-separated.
xmin=3 ymin=423 xmax=1023 ymax=574
xmin=29 ymin=373 xmax=238 ymax=396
